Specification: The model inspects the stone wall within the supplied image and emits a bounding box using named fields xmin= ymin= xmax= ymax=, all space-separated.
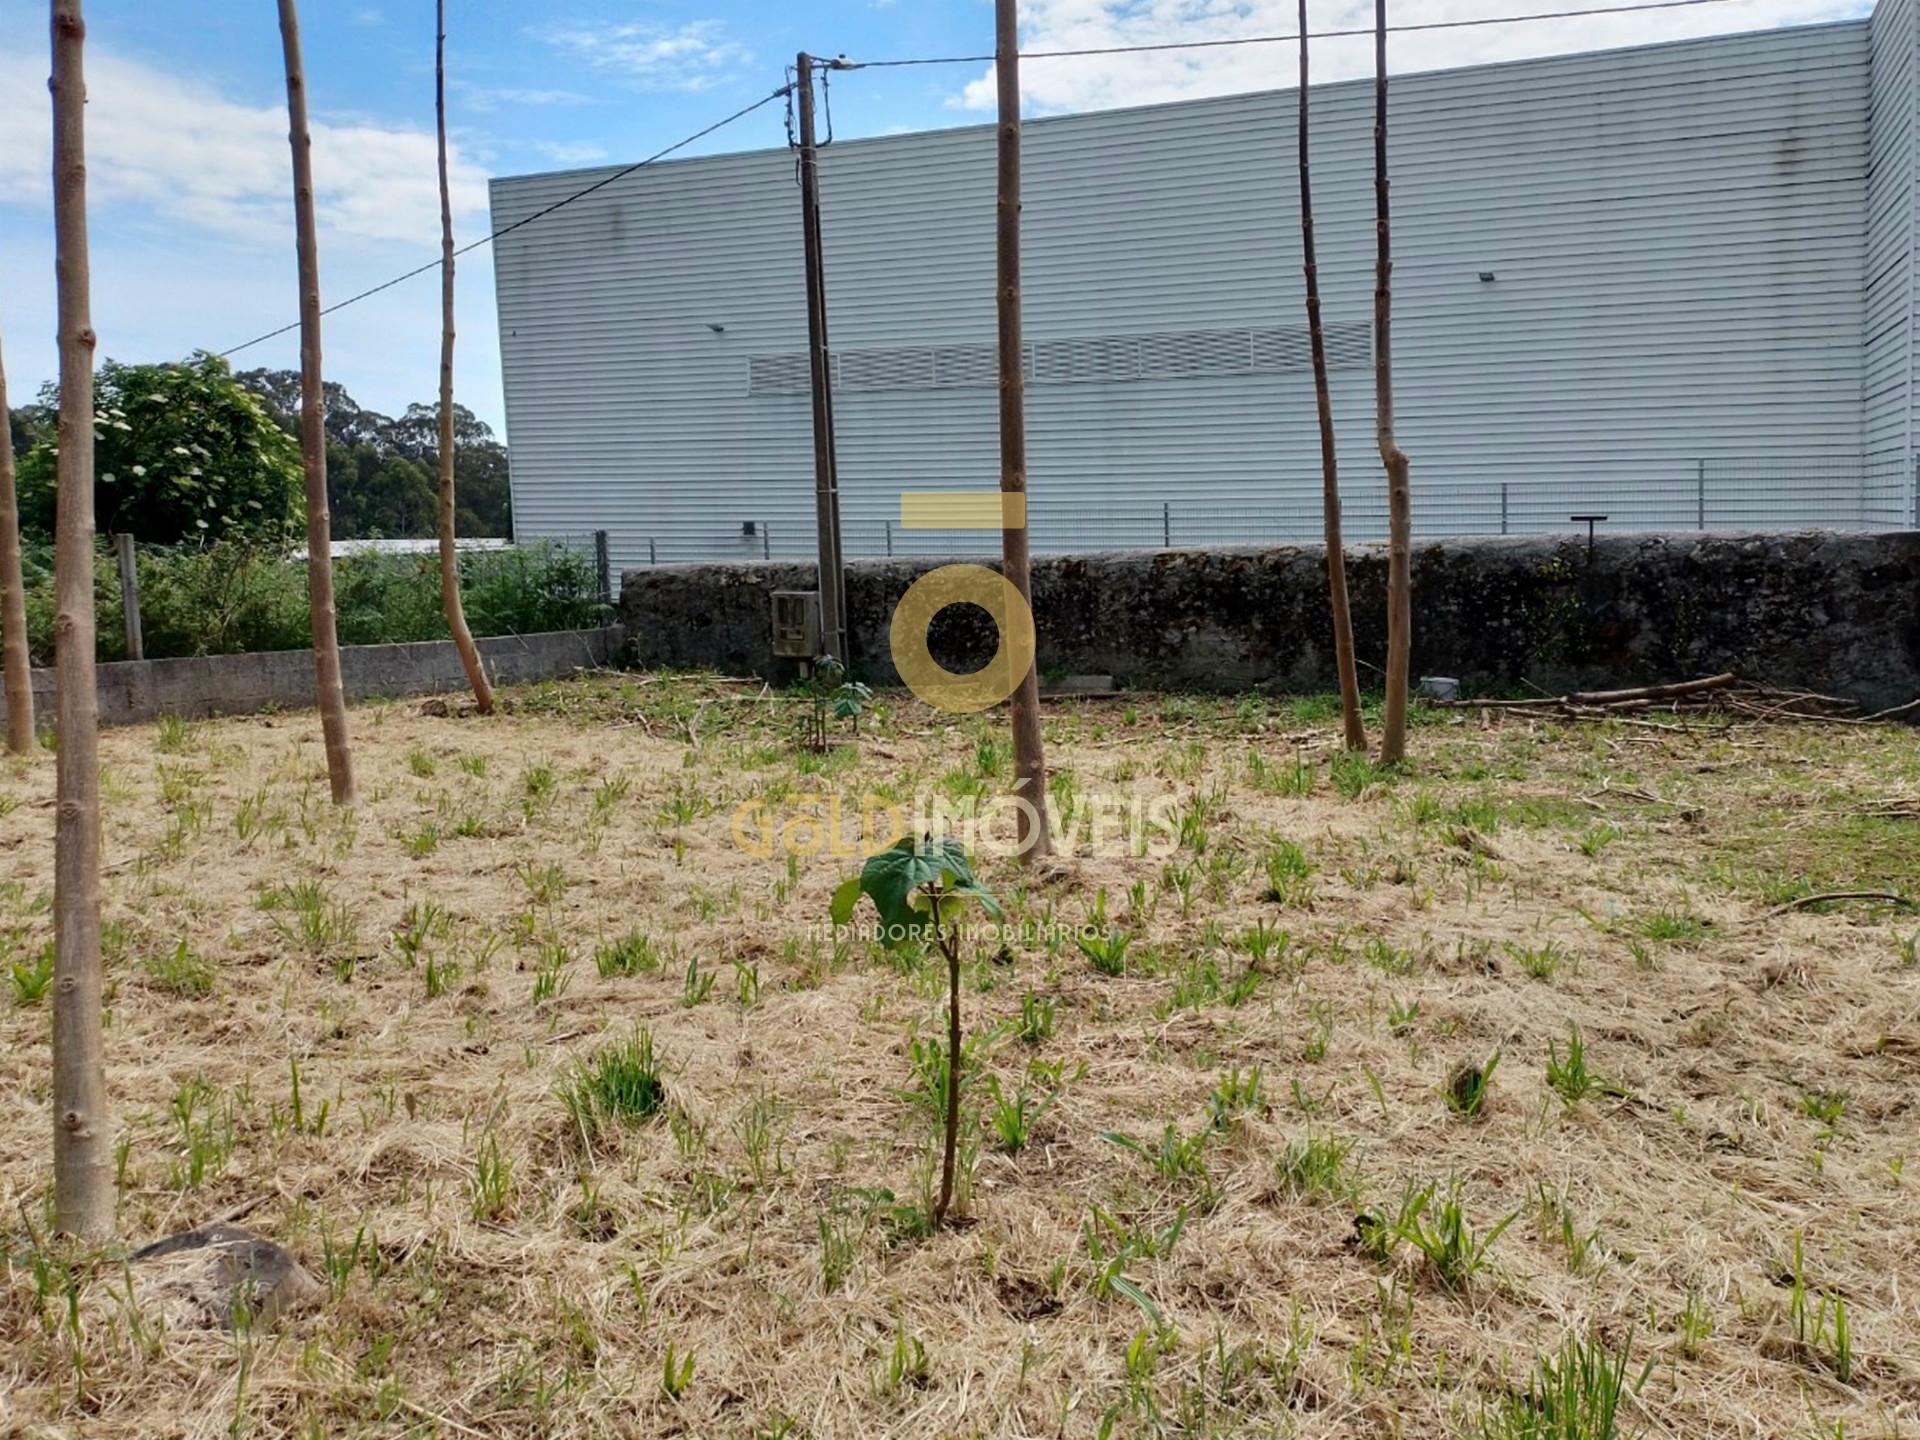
xmin=620 ymin=532 xmax=1920 ymax=708
xmin=0 ymin=626 xmax=627 ymax=731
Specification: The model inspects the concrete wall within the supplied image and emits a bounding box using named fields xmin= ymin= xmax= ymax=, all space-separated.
xmin=0 ymin=627 xmax=626 ymax=731
xmin=619 ymin=534 xmax=1920 ymax=708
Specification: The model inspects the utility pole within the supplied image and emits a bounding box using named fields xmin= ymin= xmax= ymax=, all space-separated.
xmin=995 ymin=1 xmax=1054 ymax=862
xmin=795 ymin=54 xmax=849 ymax=666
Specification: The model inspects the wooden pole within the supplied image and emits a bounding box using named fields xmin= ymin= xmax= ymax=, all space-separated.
xmin=1374 ymin=0 xmax=1413 ymax=764
xmin=113 ymin=533 xmax=141 ymax=661
xmin=278 ymin=0 xmax=357 ymax=803
xmin=1299 ymin=0 xmax=1367 ymax=755
xmin=995 ymin=0 xmax=1054 ymax=862
xmin=49 ymin=0 xmax=112 ymax=1241
xmin=0 ymin=323 xmax=34 ymax=753
xmin=795 ymin=54 xmax=849 ymax=665
xmin=437 ymin=0 xmax=493 ymax=714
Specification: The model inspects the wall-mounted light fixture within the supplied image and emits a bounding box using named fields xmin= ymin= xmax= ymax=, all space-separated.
xmin=1477 ymin=271 xmax=1497 ymax=283
xmin=707 ymin=322 xmax=727 ymax=333
xmin=741 ymin=520 xmax=758 ymax=538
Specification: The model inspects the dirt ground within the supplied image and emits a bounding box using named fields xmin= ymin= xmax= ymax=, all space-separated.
xmin=2 ymin=673 xmax=1918 ymax=1438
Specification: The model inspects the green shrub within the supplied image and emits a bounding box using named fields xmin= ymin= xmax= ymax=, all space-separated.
xmin=22 ymin=539 xmax=605 ymax=666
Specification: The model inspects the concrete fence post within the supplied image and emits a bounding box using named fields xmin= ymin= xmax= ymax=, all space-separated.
xmin=649 ymin=537 xmax=658 ymax=565
xmin=1499 ymin=483 xmax=1508 ymax=535
xmin=762 ymin=523 xmax=771 ymax=562
xmin=114 ymin=533 xmax=143 ymax=662
xmin=1162 ymin=501 xmax=1171 ymax=548
xmin=593 ymin=530 xmax=611 ymax=605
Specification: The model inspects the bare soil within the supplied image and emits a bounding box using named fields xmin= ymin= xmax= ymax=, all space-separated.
xmin=2 ymin=674 xmax=1918 ymax=1438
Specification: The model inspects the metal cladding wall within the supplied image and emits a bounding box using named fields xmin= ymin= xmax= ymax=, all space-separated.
xmin=1867 ymin=0 xmax=1917 ymax=491
xmin=492 ymin=15 xmax=1902 ymax=569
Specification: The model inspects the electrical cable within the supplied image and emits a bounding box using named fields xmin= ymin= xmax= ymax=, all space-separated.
xmin=838 ymin=0 xmax=1779 ymax=68
xmin=214 ymin=0 xmax=1791 ymax=354
xmin=218 ymin=84 xmax=792 ymax=358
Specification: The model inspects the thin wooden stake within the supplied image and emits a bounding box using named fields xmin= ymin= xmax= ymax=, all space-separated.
xmin=278 ymin=0 xmax=357 ymax=802
xmin=1298 ymin=0 xmax=1366 ymax=754
xmin=436 ymin=0 xmax=493 ymax=714
xmin=49 ymin=0 xmax=112 ymax=1241
xmin=1374 ymin=0 xmax=1413 ymax=765
xmin=0 ymin=323 xmax=34 ymax=753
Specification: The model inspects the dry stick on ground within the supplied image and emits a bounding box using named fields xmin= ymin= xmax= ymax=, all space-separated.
xmin=435 ymin=0 xmax=492 ymax=715
xmin=1438 ymin=674 xmax=1740 ymax=710
xmin=1298 ymin=0 xmax=1366 ymax=755
xmin=995 ymin=0 xmax=1054 ymax=862
xmin=278 ymin=0 xmax=357 ymax=805
xmin=1764 ymin=890 xmax=1915 ymax=918
xmin=49 ymin=0 xmax=112 ymax=1241
xmin=1430 ymin=674 xmax=1920 ymax=728
xmin=0 ymin=321 xmax=34 ymax=753
xmin=1374 ymin=0 xmax=1414 ymax=766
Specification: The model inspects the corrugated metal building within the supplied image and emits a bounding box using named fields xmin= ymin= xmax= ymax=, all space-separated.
xmin=491 ymin=0 xmax=1919 ymax=569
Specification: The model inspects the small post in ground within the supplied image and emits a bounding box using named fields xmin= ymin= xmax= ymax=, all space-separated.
xmin=113 ymin=533 xmax=141 ymax=661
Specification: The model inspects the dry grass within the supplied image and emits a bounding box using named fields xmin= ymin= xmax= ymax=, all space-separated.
xmin=2 ymin=674 xmax=1919 ymax=1438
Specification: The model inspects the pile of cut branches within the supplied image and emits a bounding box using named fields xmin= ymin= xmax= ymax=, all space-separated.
xmin=1432 ymin=672 xmax=1920 ymax=725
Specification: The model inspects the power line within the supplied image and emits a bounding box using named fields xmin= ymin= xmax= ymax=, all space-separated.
xmin=218 ymin=84 xmax=792 ymax=359
xmin=838 ymin=0 xmax=1774 ymax=68
xmin=214 ymin=0 xmax=1777 ymax=355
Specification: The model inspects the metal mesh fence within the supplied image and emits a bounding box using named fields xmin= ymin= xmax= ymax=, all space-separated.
xmin=586 ymin=456 xmax=1917 ymax=567
xmin=814 ymin=457 xmax=1920 ymax=560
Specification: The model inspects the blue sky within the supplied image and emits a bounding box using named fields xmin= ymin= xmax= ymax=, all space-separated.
xmin=0 ymin=0 xmax=1866 ymax=437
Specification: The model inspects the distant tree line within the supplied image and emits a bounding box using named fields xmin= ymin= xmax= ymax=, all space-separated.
xmin=4 ymin=351 xmax=511 ymax=543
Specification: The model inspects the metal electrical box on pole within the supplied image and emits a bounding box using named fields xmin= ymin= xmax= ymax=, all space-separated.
xmin=794 ymin=53 xmax=849 ymax=667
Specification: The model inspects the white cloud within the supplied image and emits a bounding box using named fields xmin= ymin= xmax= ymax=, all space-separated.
xmin=458 ymin=84 xmax=593 ymax=113
xmin=956 ymin=0 xmax=1867 ymax=113
xmin=530 ymin=139 xmax=611 ymax=165
xmin=353 ymin=7 xmax=387 ymax=27
xmin=534 ymin=17 xmax=750 ymax=91
xmin=0 ymin=49 xmax=488 ymax=249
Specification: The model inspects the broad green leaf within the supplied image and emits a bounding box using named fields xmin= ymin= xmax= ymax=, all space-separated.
xmin=829 ymin=875 xmax=863 ymax=927
xmin=859 ymin=837 xmax=947 ymax=945
xmin=947 ymin=883 xmax=1003 ymax=920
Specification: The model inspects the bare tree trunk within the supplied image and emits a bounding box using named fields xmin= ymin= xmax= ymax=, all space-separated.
xmin=995 ymin=0 xmax=1054 ymax=863
xmin=49 ymin=0 xmax=111 ymax=1242
xmin=1374 ymin=0 xmax=1413 ymax=765
xmin=0 ymin=326 xmax=34 ymax=754
xmin=436 ymin=0 xmax=492 ymax=714
xmin=278 ymin=0 xmax=356 ymax=803
xmin=1299 ymin=0 xmax=1366 ymax=755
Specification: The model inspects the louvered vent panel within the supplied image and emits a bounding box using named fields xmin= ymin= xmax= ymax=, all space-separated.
xmin=840 ymin=347 xmax=936 ymax=391
xmin=1320 ymin=321 xmax=1373 ymax=368
xmin=1250 ymin=327 xmax=1311 ymax=371
xmin=931 ymin=344 xmax=999 ymax=388
xmin=751 ymin=322 xmax=1368 ymax=396
xmin=747 ymin=353 xmax=812 ymax=396
xmin=1141 ymin=329 xmax=1253 ymax=379
xmin=1034 ymin=334 xmax=1142 ymax=385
